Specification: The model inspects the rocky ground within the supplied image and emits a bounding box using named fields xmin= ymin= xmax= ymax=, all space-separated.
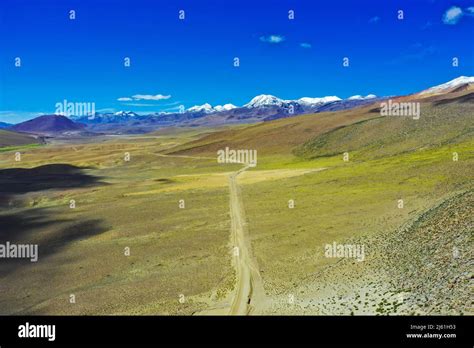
xmin=380 ymin=190 xmax=473 ymax=315
xmin=263 ymin=190 xmax=473 ymax=315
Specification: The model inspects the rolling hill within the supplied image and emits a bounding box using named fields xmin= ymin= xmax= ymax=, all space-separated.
xmin=10 ymin=115 xmax=85 ymax=135
xmin=0 ymin=129 xmax=42 ymax=147
xmin=296 ymin=91 xmax=474 ymax=160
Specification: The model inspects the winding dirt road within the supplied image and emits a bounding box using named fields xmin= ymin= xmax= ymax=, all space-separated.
xmin=228 ymin=164 xmax=266 ymax=315
xmin=153 ymin=151 xmax=265 ymax=315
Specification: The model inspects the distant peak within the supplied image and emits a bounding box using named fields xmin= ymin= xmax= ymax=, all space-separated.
xmin=214 ymin=104 xmax=237 ymax=112
xmin=420 ymin=76 xmax=474 ymax=94
xmin=187 ymin=103 xmax=214 ymax=113
xmin=114 ymin=111 xmax=137 ymax=116
xmin=298 ymin=96 xmax=341 ymax=105
xmin=348 ymin=94 xmax=377 ymax=100
xmin=244 ymin=94 xmax=284 ymax=108
xmin=10 ymin=114 xmax=84 ymax=133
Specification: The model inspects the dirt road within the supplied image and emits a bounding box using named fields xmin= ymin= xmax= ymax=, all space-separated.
xmin=228 ymin=164 xmax=266 ymax=315
xmin=153 ymin=151 xmax=266 ymax=315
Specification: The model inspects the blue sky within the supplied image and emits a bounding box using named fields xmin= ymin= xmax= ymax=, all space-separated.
xmin=1 ymin=0 xmax=473 ymax=122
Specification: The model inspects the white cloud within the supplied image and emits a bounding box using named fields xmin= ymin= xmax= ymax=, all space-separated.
xmin=132 ymin=94 xmax=171 ymax=101
xmin=260 ymin=35 xmax=285 ymax=44
xmin=442 ymin=6 xmax=463 ymax=24
xmin=122 ymin=103 xmax=156 ymax=107
xmin=117 ymin=94 xmax=171 ymax=102
xmin=369 ymin=16 xmax=380 ymax=23
xmin=300 ymin=42 xmax=312 ymax=48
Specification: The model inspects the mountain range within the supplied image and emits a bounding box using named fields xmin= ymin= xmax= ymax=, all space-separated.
xmin=4 ymin=76 xmax=474 ymax=136
xmin=70 ymin=92 xmax=382 ymax=133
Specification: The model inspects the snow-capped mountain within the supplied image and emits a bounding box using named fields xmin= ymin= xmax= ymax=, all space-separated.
xmin=420 ymin=76 xmax=474 ymax=95
xmin=348 ymin=94 xmax=377 ymax=100
xmin=297 ymin=96 xmax=342 ymax=106
xmin=242 ymin=94 xmax=374 ymax=108
xmin=187 ymin=103 xmax=237 ymax=113
xmin=243 ymin=94 xmax=348 ymax=109
xmin=187 ymin=103 xmax=214 ymax=113
xmin=214 ymin=104 xmax=237 ymax=112
xmin=73 ymin=93 xmax=379 ymax=129
xmin=114 ymin=111 xmax=139 ymax=117
xmin=244 ymin=95 xmax=286 ymax=108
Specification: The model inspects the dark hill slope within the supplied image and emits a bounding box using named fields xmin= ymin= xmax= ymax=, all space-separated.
xmin=10 ymin=115 xmax=85 ymax=134
xmin=295 ymin=97 xmax=473 ymax=160
xmin=0 ymin=129 xmax=42 ymax=147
